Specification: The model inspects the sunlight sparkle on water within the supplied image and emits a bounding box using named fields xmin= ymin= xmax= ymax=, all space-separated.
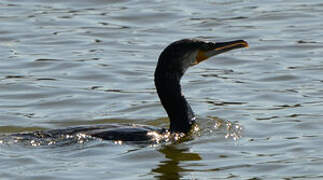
xmin=114 ymin=140 xmax=123 ymax=145
xmin=212 ymin=118 xmax=243 ymax=141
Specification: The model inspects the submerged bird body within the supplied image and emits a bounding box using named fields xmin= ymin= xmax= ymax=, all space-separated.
xmin=4 ymin=39 xmax=248 ymax=143
xmin=9 ymin=124 xmax=164 ymax=142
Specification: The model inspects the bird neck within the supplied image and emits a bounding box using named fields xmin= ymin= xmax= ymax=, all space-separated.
xmin=154 ymin=73 xmax=195 ymax=133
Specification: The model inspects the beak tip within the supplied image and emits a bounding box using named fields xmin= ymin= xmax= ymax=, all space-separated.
xmin=240 ymin=40 xmax=249 ymax=48
xmin=244 ymin=41 xmax=249 ymax=48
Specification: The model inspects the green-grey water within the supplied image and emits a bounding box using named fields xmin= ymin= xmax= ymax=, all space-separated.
xmin=1 ymin=0 xmax=323 ymax=179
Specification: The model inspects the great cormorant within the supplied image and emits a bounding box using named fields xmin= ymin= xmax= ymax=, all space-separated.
xmin=5 ymin=39 xmax=248 ymax=143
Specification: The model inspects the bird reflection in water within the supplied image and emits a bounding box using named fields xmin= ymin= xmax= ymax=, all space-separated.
xmin=152 ymin=145 xmax=202 ymax=180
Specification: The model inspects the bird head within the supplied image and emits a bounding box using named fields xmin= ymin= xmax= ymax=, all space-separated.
xmin=155 ymin=39 xmax=248 ymax=77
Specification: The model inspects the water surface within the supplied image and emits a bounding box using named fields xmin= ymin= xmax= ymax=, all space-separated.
xmin=1 ymin=0 xmax=323 ymax=179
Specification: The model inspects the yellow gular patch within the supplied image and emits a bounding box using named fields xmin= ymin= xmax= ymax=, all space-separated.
xmin=194 ymin=50 xmax=208 ymax=65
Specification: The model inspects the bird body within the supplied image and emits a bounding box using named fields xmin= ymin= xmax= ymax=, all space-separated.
xmin=3 ymin=39 xmax=248 ymax=143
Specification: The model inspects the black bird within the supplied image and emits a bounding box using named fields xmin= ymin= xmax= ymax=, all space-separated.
xmin=5 ymin=39 xmax=248 ymax=144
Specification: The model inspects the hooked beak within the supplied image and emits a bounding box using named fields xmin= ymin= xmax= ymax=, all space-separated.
xmin=194 ymin=40 xmax=248 ymax=65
